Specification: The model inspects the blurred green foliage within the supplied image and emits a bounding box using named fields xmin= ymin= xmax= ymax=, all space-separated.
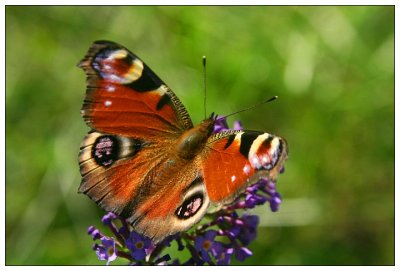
xmin=6 ymin=6 xmax=394 ymax=265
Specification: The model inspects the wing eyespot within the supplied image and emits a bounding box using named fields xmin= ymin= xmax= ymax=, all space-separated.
xmin=175 ymin=193 xmax=204 ymax=219
xmin=92 ymin=135 xmax=120 ymax=167
xmin=90 ymin=134 xmax=143 ymax=168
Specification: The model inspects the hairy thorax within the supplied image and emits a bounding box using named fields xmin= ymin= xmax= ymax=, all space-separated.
xmin=175 ymin=118 xmax=214 ymax=160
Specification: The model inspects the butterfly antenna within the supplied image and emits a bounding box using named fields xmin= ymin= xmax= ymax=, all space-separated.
xmin=224 ymin=96 xmax=278 ymax=119
xmin=203 ymin=56 xmax=207 ymax=119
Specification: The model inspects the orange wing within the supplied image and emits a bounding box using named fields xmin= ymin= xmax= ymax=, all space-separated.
xmin=78 ymin=40 xmax=193 ymax=139
xmin=202 ymin=130 xmax=288 ymax=205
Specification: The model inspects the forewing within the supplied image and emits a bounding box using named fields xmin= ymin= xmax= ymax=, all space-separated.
xmin=78 ymin=40 xmax=193 ymax=139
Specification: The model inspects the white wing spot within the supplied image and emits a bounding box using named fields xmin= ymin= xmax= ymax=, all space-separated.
xmin=106 ymin=86 xmax=115 ymax=92
xmin=231 ymin=175 xmax=236 ymax=183
xmin=262 ymin=155 xmax=270 ymax=165
xmin=104 ymin=100 xmax=112 ymax=107
xmin=251 ymin=155 xmax=262 ymax=169
xmin=243 ymin=164 xmax=251 ymax=175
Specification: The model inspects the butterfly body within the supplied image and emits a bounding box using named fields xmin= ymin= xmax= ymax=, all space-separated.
xmin=78 ymin=41 xmax=288 ymax=243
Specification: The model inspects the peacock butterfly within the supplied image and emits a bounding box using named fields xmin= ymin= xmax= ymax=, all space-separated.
xmin=78 ymin=40 xmax=288 ymax=243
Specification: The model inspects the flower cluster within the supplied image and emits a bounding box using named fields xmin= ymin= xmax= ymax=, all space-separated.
xmin=87 ymin=116 xmax=284 ymax=265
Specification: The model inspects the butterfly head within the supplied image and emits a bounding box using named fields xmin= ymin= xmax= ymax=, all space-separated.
xmin=199 ymin=113 xmax=217 ymax=136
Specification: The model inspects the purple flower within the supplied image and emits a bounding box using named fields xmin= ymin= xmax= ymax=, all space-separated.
xmin=118 ymin=225 xmax=130 ymax=239
xmin=233 ymin=120 xmax=243 ymax=130
xmin=214 ymin=116 xmax=243 ymax=133
xmin=237 ymin=214 xmax=259 ymax=245
xmin=211 ymin=242 xmax=234 ymax=265
xmin=94 ymin=237 xmax=117 ymax=265
xmin=244 ymin=192 xmax=268 ymax=208
xmin=101 ymin=212 xmax=117 ymax=225
xmin=87 ymin=226 xmax=102 ymax=240
xmin=194 ymin=230 xmax=217 ymax=263
xmin=213 ymin=116 xmax=230 ymax=133
xmin=215 ymin=213 xmax=259 ymax=247
xmin=259 ymin=179 xmax=283 ymax=212
xmin=235 ymin=246 xmax=253 ymax=261
xmin=269 ymin=191 xmax=282 ymax=212
xmin=126 ymin=231 xmax=152 ymax=261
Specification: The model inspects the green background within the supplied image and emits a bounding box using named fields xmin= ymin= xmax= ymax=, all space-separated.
xmin=6 ymin=6 xmax=394 ymax=265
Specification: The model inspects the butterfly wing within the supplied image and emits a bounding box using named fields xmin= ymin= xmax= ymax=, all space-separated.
xmin=78 ymin=40 xmax=193 ymax=139
xmin=202 ymin=130 xmax=288 ymax=205
xmin=78 ymin=41 xmax=209 ymax=242
xmin=79 ymin=131 xmax=211 ymax=242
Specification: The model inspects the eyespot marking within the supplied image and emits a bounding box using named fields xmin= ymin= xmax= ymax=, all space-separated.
xmin=90 ymin=134 xmax=143 ymax=168
xmin=92 ymin=48 xmax=143 ymax=84
xmin=92 ymin=135 xmax=120 ymax=167
xmin=239 ymin=132 xmax=260 ymax=157
xmin=108 ymin=49 xmax=128 ymax=60
xmin=175 ymin=193 xmax=204 ymax=220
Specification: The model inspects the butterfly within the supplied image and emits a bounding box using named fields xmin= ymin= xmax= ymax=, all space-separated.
xmin=78 ymin=40 xmax=288 ymax=243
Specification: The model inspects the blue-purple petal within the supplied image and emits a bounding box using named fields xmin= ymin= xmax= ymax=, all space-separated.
xmin=236 ymin=247 xmax=253 ymax=261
